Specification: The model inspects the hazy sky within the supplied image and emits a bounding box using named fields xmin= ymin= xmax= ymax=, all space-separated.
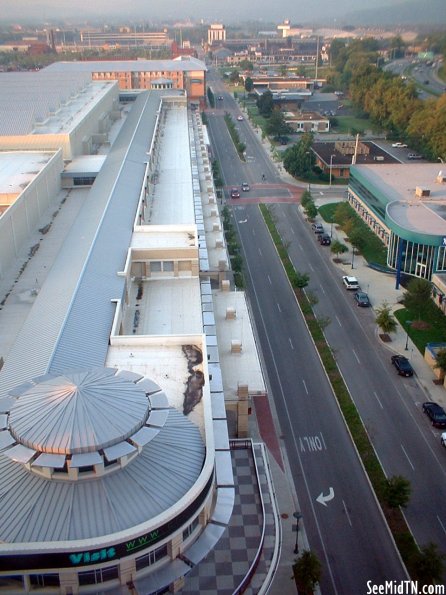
xmin=0 ymin=0 xmax=416 ymax=25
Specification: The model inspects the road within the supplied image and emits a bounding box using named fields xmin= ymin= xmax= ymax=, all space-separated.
xmin=205 ymin=73 xmax=408 ymax=592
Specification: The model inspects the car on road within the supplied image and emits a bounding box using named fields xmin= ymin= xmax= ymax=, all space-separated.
xmin=342 ymin=275 xmax=359 ymax=290
xmin=392 ymin=142 xmax=408 ymax=148
xmin=391 ymin=354 xmax=414 ymax=377
xmin=441 ymin=432 xmax=446 ymax=447
xmin=354 ymin=291 xmax=371 ymax=307
xmin=311 ymin=223 xmax=324 ymax=234
xmin=318 ymin=234 xmax=331 ymax=245
xmin=241 ymin=182 xmax=250 ymax=192
xmin=422 ymin=401 xmax=446 ymax=428
xmin=408 ymin=153 xmax=422 ymax=160
xmin=237 ymin=115 xmax=244 ymax=121
xmin=230 ymin=187 xmax=240 ymax=199
xmin=217 ymin=96 xmax=223 ymax=100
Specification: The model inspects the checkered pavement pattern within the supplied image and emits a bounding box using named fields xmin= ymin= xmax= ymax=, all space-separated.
xmin=180 ymin=443 xmax=276 ymax=594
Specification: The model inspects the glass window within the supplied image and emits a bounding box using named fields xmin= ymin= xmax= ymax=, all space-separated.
xmin=151 ymin=261 xmax=162 ymax=272
xmin=163 ymin=261 xmax=174 ymax=272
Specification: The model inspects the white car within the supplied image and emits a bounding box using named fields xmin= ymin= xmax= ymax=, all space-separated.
xmin=342 ymin=275 xmax=359 ymax=290
xmin=442 ymin=432 xmax=446 ymax=447
xmin=237 ymin=115 xmax=244 ymax=121
xmin=392 ymin=142 xmax=408 ymax=148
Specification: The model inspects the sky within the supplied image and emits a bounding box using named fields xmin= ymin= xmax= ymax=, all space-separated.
xmin=0 ymin=0 xmax=415 ymax=26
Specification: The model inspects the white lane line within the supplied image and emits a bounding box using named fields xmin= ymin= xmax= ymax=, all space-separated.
xmin=352 ymin=349 xmax=360 ymax=364
xmin=335 ymin=315 xmax=342 ymax=327
xmin=289 ymin=337 xmax=294 ymax=350
xmin=252 ymin=228 xmax=256 ymax=236
xmin=320 ymin=285 xmax=326 ymax=295
xmin=308 ymin=263 xmax=314 ymax=272
xmin=373 ymin=391 xmax=384 ymax=409
xmin=297 ymin=242 xmax=303 ymax=250
xmin=342 ymin=500 xmax=353 ymax=527
xmin=258 ymin=247 xmax=262 ymax=257
xmin=291 ymin=227 xmax=295 ymax=234
xmin=401 ymin=444 xmax=415 ymax=471
xmin=268 ymin=275 xmax=272 ymax=285
xmin=320 ymin=432 xmax=327 ymax=450
xmin=302 ymin=379 xmax=309 ymax=394
xmin=437 ymin=515 xmax=446 ymax=536
xmin=277 ymin=303 xmax=282 ymax=313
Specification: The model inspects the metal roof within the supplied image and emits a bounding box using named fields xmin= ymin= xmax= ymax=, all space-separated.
xmin=44 ymin=57 xmax=207 ymax=74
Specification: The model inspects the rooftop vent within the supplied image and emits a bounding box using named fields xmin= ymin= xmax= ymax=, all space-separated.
xmin=436 ymin=171 xmax=446 ymax=184
xmin=415 ymin=186 xmax=431 ymax=198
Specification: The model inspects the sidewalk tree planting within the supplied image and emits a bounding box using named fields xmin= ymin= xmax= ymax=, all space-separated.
xmin=433 ymin=347 xmax=446 ymax=381
xmin=292 ymin=550 xmax=322 ymax=594
xmin=403 ymin=278 xmax=432 ymax=320
xmin=331 ymin=240 xmax=349 ymax=261
xmin=376 ymin=302 xmax=397 ymax=337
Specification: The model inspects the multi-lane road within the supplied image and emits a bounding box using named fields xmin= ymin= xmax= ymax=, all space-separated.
xmin=205 ymin=69 xmax=446 ymax=591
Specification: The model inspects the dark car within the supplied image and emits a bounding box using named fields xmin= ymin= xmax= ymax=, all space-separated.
xmin=318 ymin=234 xmax=331 ymax=245
xmin=391 ymin=354 xmax=414 ymax=377
xmin=230 ymin=187 xmax=240 ymax=199
xmin=354 ymin=291 xmax=370 ymax=307
xmin=422 ymin=402 xmax=446 ymax=428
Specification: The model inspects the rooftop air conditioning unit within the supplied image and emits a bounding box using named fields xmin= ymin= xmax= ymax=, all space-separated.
xmin=415 ymin=186 xmax=430 ymax=198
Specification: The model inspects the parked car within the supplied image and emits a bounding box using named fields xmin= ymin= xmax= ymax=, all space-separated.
xmin=342 ymin=275 xmax=359 ymax=290
xmin=311 ymin=223 xmax=324 ymax=234
xmin=318 ymin=234 xmax=331 ymax=246
xmin=241 ymin=182 xmax=250 ymax=192
xmin=237 ymin=115 xmax=244 ymax=121
xmin=392 ymin=142 xmax=408 ymax=148
xmin=354 ymin=291 xmax=371 ymax=307
xmin=408 ymin=153 xmax=422 ymax=160
xmin=230 ymin=187 xmax=240 ymax=199
xmin=391 ymin=354 xmax=414 ymax=377
xmin=422 ymin=402 xmax=446 ymax=428
xmin=217 ymin=96 xmax=224 ymax=100
xmin=441 ymin=432 xmax=446 ymax=447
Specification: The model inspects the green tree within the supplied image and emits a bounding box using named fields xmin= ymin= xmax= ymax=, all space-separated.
xmin=433 ymin=348 xmax=446 ymax=380
xmin=239 ymin=59 xmax=253 ymax=71
xmin=292 ymin=550 xmax=322 ymax=594
xmin=331 ymin=240 xmax=348 ymax=259
xmin=304 ymin=202 xmax=318 ymax=220
xmin=244 ymin=76 xmax=254 ymax=92
xmin=256 ymin=90 xmax=274 ymax=117
xmin=403 ymin=278 xmax=432 ymax=320
xmin=283 ymin=132 xmax=314 ymax=179
xmin=229 ymin=69 xmax=240 ymax=83
xmin=301 ymin=190 xmax=313 ymax=209
xmin=411 ymin=542 xmax=445 ymax=586
xmin=383 ymin=475 xmax=411 ymax=508
xmin=376 ymin=302 xmax=397 ymax=335
xmin=265 ymin=108 xmax=291 ymax=137
xmin=348 ymin=227 xmax=366 ymax=251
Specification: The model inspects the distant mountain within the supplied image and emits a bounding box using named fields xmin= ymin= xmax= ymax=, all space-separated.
xmin=341 ymin=0 xmax=446 ymax=27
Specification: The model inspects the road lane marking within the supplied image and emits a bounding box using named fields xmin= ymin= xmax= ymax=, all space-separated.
xmin=252 ymin=228 xmax=256 ymax=236
xmin=268 ymin=275 xmax=272 ymax=285
xmin=299 ymin=433 xmax=327 ymax=453
xmin=373 ymin=391 xmax=384 ymax=409
xmin=289 ymin=337 xmax=294 ymax=350
xmin=320 ymin=285 xmax=326 ymax=295
xmin=437 ymin=515 xmax=446 ymax=536
xmin=342 ymin=500 xmax=353 ymax=527
xmin=302 ymin=379 xmax=309 ymax=394
xmin=335 ymin=315 xmax=342 ymax=327
xmin=258 ymin=247 xmax=262 ymax=257
xmin=401 ymin=444 xmax=414 ymax=470
xmin=277 ymin=302 xmax=282 ymax=313
xmin=291 ymin=227 xmax=295 ymax=234
xmin=316 ymin=487 xmax=334 ymax=506
xmin=308 ymin=263 xmax=314 ymax=272
xmin=352 ymin=349 xmax=360 ymax=364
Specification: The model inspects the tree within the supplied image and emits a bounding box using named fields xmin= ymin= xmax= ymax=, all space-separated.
xmin=383 ymin=475 xmax=411 ymax=508
xmin=300 ymin=190 xmax=313 ymax=209
xmin=265 ymin=108 xmax=291 ymax=137
xmin=433 ymin=348 xmax=446 ymax=380
xmin=403 ymin=278 xmax=432 ymax=319
xmin=304 ymin=202 xmax=318 ymax=220
xmin=283 ymin=132 xmax=315 ymax=179
xmin=239 ymin=59 xmax=253 ymax=71
xmin=411 ymin=542 xmax=446 ymax=586
xmin=331 ymin=240 xmax=348 ymax=259
xmin=229 ymin=69 xmax=240 ymax=84
xmin=244 ymin=76 xmax=254 ymax=92
xmin=292 ymin=550 xmax=322 ymax=594
xmin=376 ymin=302 xmax=397 ymax=335
xmin=348 ymin=227 xmax=366 ymax=251
xmin=256 ymin=90 xmax=274 ymax=117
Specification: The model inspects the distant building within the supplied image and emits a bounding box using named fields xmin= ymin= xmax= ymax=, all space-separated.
xmin=208 ymin=23 xmax=226 ymax=46
xmin=80 ymin=29 xmax=172 ymax=49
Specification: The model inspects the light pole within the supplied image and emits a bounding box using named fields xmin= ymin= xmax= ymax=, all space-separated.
xmin=404 ymin=320 xmax=412 ymax=351
xmin=351 ymin=246 xmax=355 ymax=269
xmin=329 ymin=154 xmax=335 ymax=187
xmin=293 ymin=511 xmax=303 ymax=554
xmin=330 ymin=220 xmax=333 ymax=238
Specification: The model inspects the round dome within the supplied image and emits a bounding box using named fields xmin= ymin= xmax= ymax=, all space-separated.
xmin=8 ymin=368 xmax=151 ymax=454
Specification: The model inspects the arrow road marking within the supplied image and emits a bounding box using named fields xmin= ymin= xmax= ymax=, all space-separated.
xmin=316 ymin=487 xmax=335 ymax=507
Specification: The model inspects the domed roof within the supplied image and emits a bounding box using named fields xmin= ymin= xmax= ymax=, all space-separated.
xmin=8 ymin=367 xmax=151 ymax=454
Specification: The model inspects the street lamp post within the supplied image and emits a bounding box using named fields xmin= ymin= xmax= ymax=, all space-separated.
xmin=293 ymin=512 xmax=303 ymax=555
xmin=329 ymin=154 xmax=335 ymax=187
xmin=330 ymin=220 xmax=333 ymax=238
xmin=351 ymin=246 xmax=355 ymax=269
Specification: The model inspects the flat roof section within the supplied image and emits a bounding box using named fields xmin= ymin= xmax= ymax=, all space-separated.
xmin=355 ymin=163 xmax=446 ymax=236
xmin=0 ymin=151 xmax=54 ymax=197
xmin=147 ymin=104 xmax=195 ymax=225
xmin=44 ymin=57 xmax=207 ymax=74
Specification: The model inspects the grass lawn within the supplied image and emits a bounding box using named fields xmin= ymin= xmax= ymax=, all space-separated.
xmin=394 ymin=305 xmax=446 ymax=354
xmin=331 ymin=115 xmax=376 ymax=134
